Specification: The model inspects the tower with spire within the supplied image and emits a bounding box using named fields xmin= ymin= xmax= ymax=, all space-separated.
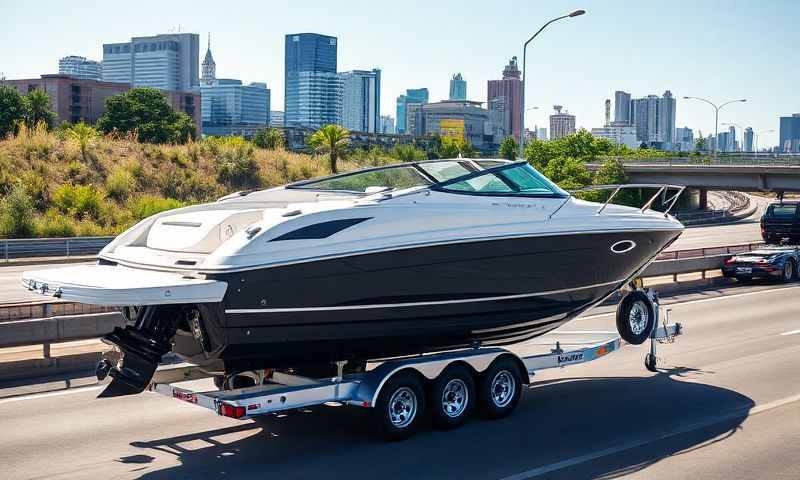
xmin=201 ymin=33 xmax=216 ymax=85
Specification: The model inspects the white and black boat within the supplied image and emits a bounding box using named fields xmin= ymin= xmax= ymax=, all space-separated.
xmin=22 ymin=159 xmax=684 ymax=396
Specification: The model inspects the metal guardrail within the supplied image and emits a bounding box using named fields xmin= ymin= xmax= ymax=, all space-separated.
xmin=592 ymin=155 xmax=800 ymax=167
xmin=1 ymin=237 xmax=114 ymax=262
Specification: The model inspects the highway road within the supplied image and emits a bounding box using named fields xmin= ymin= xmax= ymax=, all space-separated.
xmin=1 ymin=282 xmax=798 ymax=479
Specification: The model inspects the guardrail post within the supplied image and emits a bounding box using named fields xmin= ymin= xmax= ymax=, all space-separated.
xmin=66 ymin=238 xmax=70 ymax=258
xmin=3 ymin=240 xmax=7 ymax=263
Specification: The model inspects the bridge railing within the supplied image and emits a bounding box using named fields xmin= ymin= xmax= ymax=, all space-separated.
xmin=592 ymin=155 xmax=800 ymax=167
xmin=1 ymin=237 xmax=114 ymax=262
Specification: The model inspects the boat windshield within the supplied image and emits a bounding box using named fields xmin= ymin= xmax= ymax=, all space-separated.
xmin=432 ymin=162 xmax=568 ymax=198
xmin=287 ymin=160 xmax=481 ymax=193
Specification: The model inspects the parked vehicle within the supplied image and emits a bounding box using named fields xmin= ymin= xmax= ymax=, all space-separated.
xmin=761 ymin=201 xmax=800 ymax=244
xmin=722 ymin=245 xmax=800 ymax=282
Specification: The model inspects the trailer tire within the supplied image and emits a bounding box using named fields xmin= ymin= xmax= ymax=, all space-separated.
xmin=478 ymin=357 xmax=523 ymax=420
xmin=429 ymin=364 xmax=475 ymax=430
xmin=374 ymin=371 xmax=425 ymax=441
xmin=616 ymin=291 xmax=655 ymax=345
xmin=781 ymin=259 xmax=795 ymax=283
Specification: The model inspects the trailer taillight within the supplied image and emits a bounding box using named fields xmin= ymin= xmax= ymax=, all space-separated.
xmin=219 ymin=403 xmax=246 ymax=419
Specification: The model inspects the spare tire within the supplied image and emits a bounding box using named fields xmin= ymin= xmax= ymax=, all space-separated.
xmin=616 ymin=291 xmax=656 ymax=345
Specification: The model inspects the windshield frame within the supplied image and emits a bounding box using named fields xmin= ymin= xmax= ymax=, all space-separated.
xmin=429 ymin=161 xmax=569 ymax=199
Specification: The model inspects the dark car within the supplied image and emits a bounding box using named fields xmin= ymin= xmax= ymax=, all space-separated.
xmin=723 ymin=246 xmax=799 ymax=282
xmin=761 ymin=201 xmax=800 ymax=244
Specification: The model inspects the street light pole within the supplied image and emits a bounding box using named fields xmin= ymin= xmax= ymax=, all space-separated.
xmin=683 ymin=96 xmax=746 ymax=159
xmin=520 ymin=9 xmax=585 ymax=155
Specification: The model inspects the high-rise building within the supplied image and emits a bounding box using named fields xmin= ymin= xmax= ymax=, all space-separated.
xmin=537 ymin=127 xmax=547 ymax=141
xmin=284 ymin=33 xmax=340 ymax=129
xmin=406 ymin=100 xmax=500 ymax=149
xmin=630 ymin=91 xmax=676 ymax=148
xmin=675 ymin=127 xmax=694 ymax=151
xmin=549 ymin=105 xmax=575 ymax=140
xmin=591 ymin=125 xmax=638 ymax=148
xmin=717 ymin=131 xmax=731 ymax=153
xmin=449 ymin=73 xmax=466 ymax=100
xmin=380 ymin=115 xmax=395 ymax=134
xmin=779 ymin=114 xmax=800 ymax=152
xmin=58 ymin=56 xmax=102 ymax=81
xmin=396 ymin=88 xmax=429 ymax=134
xmin=201 ymin=35 xmax=216 ymax=86
xmin=744 ymin=127 xmax=754 ymax=152
xmin=101 ymin=33 xmax=200 ymax=91
xmin=487 ymin=57 xmax=522 ymax=141
xmin=270 ymin=111 xmax=284 ymax=127
xmin=339 ymin=69 xmax=381 ymax=132
xmin=614 ymin=90 xmax=631 ymax=125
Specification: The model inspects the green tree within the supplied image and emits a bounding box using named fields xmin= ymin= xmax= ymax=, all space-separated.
xmin=308 ymin=124 xmax=350 ymax=173
xmin=0 ymin=184 xmax=36 ymax=238
xmin=438 ymin=137 xmax=475 ymax=158
xmin=65 ymin=122 xmax=99 ymax=160
xmin=22 ymin=89 xmax=57 ymax=129
xmin=97 ymin=87 xmax=195 ymax=144
xmin=390 ymin=144 xmax=427 ymax=162
xmin=695 ymin=136 xmax=707 ymax=152
xmin=253 ymin=128 xmax=284 ymax=150
xmin=0 ymin=86 xmax=25 ymax=139
xmin=498 ymin=136 xmax=518 ymax=160
xmin=543 ymin=156 xmax=592 ymax=190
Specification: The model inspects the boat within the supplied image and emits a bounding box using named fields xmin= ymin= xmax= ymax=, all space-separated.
xmin=21 ymin=159 xmax=684 ymax=396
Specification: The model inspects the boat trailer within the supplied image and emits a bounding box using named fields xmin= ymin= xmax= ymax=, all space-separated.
xmin=145 ymin=290 xmax=682 ymax=440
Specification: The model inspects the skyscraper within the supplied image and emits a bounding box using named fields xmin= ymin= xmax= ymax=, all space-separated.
xmin=58 ymin=56 xmax=102 ymax=81
xmin=449 ymin=73 xmax=466 ymax=100
xmin=630 ymin=91 xmax=676 ymax=148
xmin=549 ymin=105 xmax=575 ymax=140
xmin=744 ymin=127 xmax=754 ymax=152
xmin=657 ymin=90 xmax=676 ymax=145
xmin=339 ymin=69 xmax=381 ymax=132
xmin=779 ymin=114 xmax=800 ymax=152
xmin=396 ymin=88 xmax=429 ymax=134
xmin=284 ymin=33 xmax=340 ymax=129
xmin=487 ymin=57 xmax=522 ymax=141
xmin=537 ymin=127 xmax=547 ymax=141
xmin=201 ymin=35 xmax=216 ymax=86
xmin=675 ymin=127 xmax=694 ymax=151
xmin=101 ymin=33 xmax=200 ymax=90
xmin=380 ymin=115 xmax=395 ymax=134
xmin=614 ymin=91 xmax=631 ymax=125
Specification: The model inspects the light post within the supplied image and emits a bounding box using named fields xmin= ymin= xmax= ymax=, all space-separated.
xmin=520 ymin=9 xmax=585 ymax=155
xmin=683 ymin=96 xmax=746 ymax=159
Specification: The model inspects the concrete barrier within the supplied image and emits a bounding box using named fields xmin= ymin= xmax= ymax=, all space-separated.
xmin=0 ymin=312 xmax=123 ymax=349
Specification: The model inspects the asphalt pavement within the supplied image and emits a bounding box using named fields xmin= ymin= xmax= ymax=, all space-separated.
xmin=1 ymin=281 xmax=798 ymax=479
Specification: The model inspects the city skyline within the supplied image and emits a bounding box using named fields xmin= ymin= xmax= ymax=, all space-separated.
xmin=2 ymin=0 xmax=798 ymax=147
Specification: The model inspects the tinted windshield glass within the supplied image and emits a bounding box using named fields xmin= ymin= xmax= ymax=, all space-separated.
xmin=768 ymin=205 xmax=797 ymax=219
xmin=418 ymin=161 xmax=471 ymax=182
xmin=438 ymin=163 xmax=566 ymax=197
xmin=290 ymin=166 xmax=432 ymax=192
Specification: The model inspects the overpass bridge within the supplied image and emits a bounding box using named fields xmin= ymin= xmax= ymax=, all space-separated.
xmin=586 ymin=157 xmax=800 ymax=209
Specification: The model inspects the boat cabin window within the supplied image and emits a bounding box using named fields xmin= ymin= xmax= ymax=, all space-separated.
xmin=417 ymin=161 xmax=471 ymax=182
xmin=289 ymin=165 xmax=433 ymax=193
xmin=433 ymin=162 xmax=567 ymax=198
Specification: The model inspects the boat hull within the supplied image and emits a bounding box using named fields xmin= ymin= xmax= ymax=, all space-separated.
xmin=188 ymin=228 xmax=680 ymax=371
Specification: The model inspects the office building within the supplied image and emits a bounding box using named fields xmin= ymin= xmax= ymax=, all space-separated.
xmin=744 ymin=127 xmax=754 ymax=152
xmin=591 ymin=125 xmax=638 ymax=148
xmin=201 ymin=80 xmax=270 ymax=136
xmin=58 ymin=56 xmax=102 ymax=81
xmin=449 ymin=73 xmax=466 ymax=100
xmin=339 ymin=69 xmax=381 ymax=132
xmin=614 ymin=90 xmax=631 ymax=125
xmin=630 ymin=91 xmax=676 ymax=148
xmin=5 ymin=74 xmax=200 ymax=129
xmin=779 ymin=114 xmax=800 ymax=153
xmin=487 ymin=57 xmax=523 ymax=142
xmin=406 ymin=100 xmax=500 ymax=149
xmin=270 ymin=111 xmax=284 ymax=127
xmin=717 ymin=131 xmax=732 ymax=153
xmin=101 ymin=33 xmax=200 ymax=91
xmin=380 ymin=115 xmax=395 ymax=134
xmin=284 ymin=33 xmax=340 ymax=129
xmin=537 ymin=127 xmax=547 ymax=141
xmin=675 ymin=127 xmax=694 ymax=151
xmin=549 ymin=105 xmax=575 ymax=140
xmin=396 ymin=88 xmax=429 ymax=134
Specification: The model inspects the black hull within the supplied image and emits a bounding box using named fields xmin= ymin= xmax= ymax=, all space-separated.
xmin=181 ymin=229 xmax=680 ymax=371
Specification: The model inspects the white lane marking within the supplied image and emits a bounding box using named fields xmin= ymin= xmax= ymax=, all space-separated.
xmin=498 ymin=392 xmax=800 ymax=480
xmin=0 ymin=385 xmax=103 ymax=404
xmin=577 ymin=284 xmax=800 ymax=321
xmin=780 ymin=329 xmax=800 ymax=336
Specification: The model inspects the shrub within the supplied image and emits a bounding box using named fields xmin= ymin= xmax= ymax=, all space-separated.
xmin=128 ymin=194 xmax=183 ymax=221
xmin=106 ymin=167 xmax=136 ymax=199
xmin=35 ymin=210 xmax=77 ymax=237
xmin=253 ymin=128 xmax=284 ymax=150
xmin=65 ymin=122 xmax=98 ymax=160
xmin=52 ymin=183 xmax=104 ymax=220
xmin=0 ymin=184 xmax=36 ymax=238
xmin=390 ymin=144 xmax=427 ymax=162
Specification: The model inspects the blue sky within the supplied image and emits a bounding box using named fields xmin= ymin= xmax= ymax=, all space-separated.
xmin=3 ymin=0 xmax=798 ymax=146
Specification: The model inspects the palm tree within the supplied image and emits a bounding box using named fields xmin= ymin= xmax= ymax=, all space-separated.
xmin=66 ymin=122 xmax=99 ymax=160
xmin=23 ymin=89 xmax=56 ymax=129
xmin=308 ymin=124 xmax=350 ymax=173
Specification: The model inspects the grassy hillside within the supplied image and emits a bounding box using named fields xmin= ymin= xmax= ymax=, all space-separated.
xmin=0 ymin=124 xmax=396 ymax=238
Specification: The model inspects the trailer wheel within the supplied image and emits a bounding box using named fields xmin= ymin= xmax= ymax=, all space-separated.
xmin=429 ymin=364 xmax=475 ymax=430
xmin=616 ymin=291 xmax=655 ymax=345
xmin=374 ymin=371 xmax=425 ymax=441
xmin=478 ymin=357 xmax=523 ymax=420
xmin=781 ymin=260 xmax=795 ymax=283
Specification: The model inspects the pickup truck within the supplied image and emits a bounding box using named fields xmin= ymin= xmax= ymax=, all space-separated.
xmin=762 ymin=201 xmax=800 ymax=244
